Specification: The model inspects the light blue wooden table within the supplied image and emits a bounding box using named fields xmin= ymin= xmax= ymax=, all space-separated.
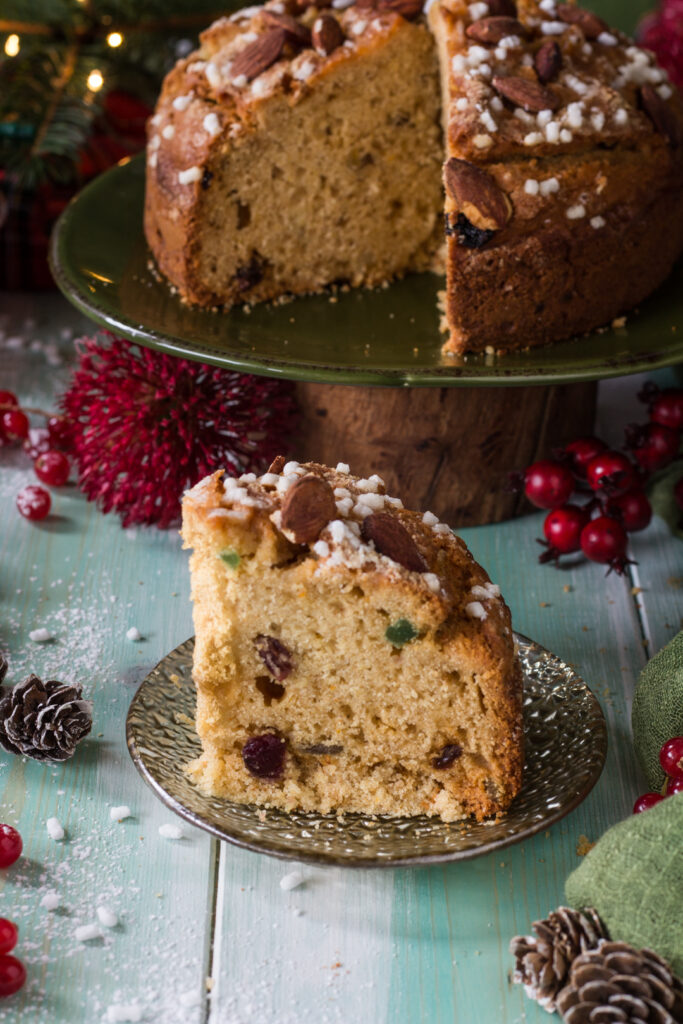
xmin=0 ymin=290 xmax=681 ymax=1024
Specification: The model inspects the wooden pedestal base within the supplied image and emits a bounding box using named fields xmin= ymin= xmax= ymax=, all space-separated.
xmin=292 ymin=381 xmax=597 ymax=527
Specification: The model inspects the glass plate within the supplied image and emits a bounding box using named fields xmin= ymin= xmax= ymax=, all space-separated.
xmin=125 ymin=633 xmax=607 ymax=867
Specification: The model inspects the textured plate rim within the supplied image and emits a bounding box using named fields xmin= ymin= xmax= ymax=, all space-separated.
xmin=49 ymin=155 xmax=683 ymax=389
xmin=125 ymin=632 xmax=607 ymax=867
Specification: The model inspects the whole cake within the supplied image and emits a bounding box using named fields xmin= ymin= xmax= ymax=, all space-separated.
xmin=181 ymin=458 xmax=523 ymax=822
xmin=145 ymin=0 xmax=683 ymax=355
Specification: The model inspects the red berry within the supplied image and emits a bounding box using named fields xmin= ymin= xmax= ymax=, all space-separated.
xmin=23 ymin=428 xmax=51 ymax=460
xmin=666 ymin=776 xmax=683 ymax=796
xmin=0 ymin=921 xmax=17 ymax=956
xmin=585 ymin=451 xmax=639 ymax=495
xmin=0 ymin=826 xmax=22 ymax=869
xmin=0 ymin=392 xmax=18 ymax=410
xmin=633 ymin=792 xmax=665 ymax=814
xmin=628 ymin=422 xmax=680 ymax=473
xmin=46 ymin=416 xmax=73 ymax=453
xmin=650 ymin=388 xmax=683 ymax=431
xmin=580 ymin=515 xmax=629 ymax=574
xmin=605 ymin=489 xmax=652 ymax=533
xmin=560 ymin=437 xmax=607 ymax=479
xmin=0 ymin=955 xmax=26 ymax=997
xmin=541 ymin=504 xmax=589 ymax=559
xmin=660 ymin=736 xmax=683 ymax=778
xmin=242 ymin=733 xmax=286 ymax=779
xmin=0 ymin=410 xmax=29 ymax=442
xmin=16 ymin=485 xmax=51 ymax=522
xmin=34 ymin=451 xmax=70 ymax=487
xmin=523 ymin=460 xmax=575 ymax=510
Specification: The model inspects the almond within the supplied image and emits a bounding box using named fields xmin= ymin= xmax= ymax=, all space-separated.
xmin=261 ymin=10 xmax=312 ymax=47
xmin=360 ymin=513 xmax=427 ymax=573
xmin=280 ymin=474 xmax=336 ymax=544
xmin=465 ymin=16 xmax=526 ymax=43
xmin=639 ymin=84 xmax=680 ymax=146
xmin=443 ymin=158 xmax=511 ymax=232
xmin=268 ymin=455 xmax=286 ymax=474
xmin=312 ymin=14 xmax=345 ymax=56
xmin=377 ymin=0 xmax=424 ymax=21
xmin=556 ymin=3 xmax=607 ymax=39
xmin=492 ymin=75 xmax=560 ymax=112
xmin=230 ymin=28 xmax=287 ymax=82
xmin=534 ymin=38 xmax=562 ymax=84
xmin=487 ymin=0 xmax=517 ymax=15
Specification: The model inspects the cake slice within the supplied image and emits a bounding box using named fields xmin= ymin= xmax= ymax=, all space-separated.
xmin=144 ymin=1 xmax=444 ymax=307
xmin=430 ymin=0 xmax=683 ymax=354
xmin=181 ymin=459 xmax=523 ymax=822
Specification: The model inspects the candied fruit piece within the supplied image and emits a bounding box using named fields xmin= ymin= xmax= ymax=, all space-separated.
xmin=242 ymin=733 xmax=286 ymax=780
xmin=432 ymin=744 xmax=463 ymax=769
xmin=254 ymin=635 xmax=293 ymax=680
xmin=219 ymin=549 xmax=241 ymax=569
xmin=385 ymin=619 xmax=419 ymax=648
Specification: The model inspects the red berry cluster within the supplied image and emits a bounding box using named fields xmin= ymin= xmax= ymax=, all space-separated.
xmin=0 ymin=390 xmax=72 ymax=522
xmin=0 ymin=824 xmax=26 ymax=997
xmin=633 ymin=736 xmax=683 ymax=813
xmin=512 ymin=384 xmax=683 ymax=575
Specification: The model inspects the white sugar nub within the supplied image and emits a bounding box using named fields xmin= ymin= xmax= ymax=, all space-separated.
xmin=465 ymin=601 xmax=487 ymax=620
xmin=158 ymin=823 xmax=184 ymax=840
xmin=126 ymin=627 xmax=141 ymax=642
xmin=75 ymin=923 xmax=102 ymax=942
xmin=335 ymin=462 xmax=350 ymax=474
xmin=279 ymin=870 xmax=304 ymax=890
xmin=110 ymin=805 xmax=132 ymax=821
xmin=46 ymin=817 xmax=65 ymax=841
xmin=97 ymin=906 xmax=119 ymax=929
xmin=29 ymin=628 xmax=52 ymax=643
xmin=105 ymin=1005 xmax=143 ymax=1023
xmin=40 ymin=892 xmax=60 ymax=911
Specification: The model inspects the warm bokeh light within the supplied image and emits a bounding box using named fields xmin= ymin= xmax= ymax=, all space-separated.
xmin=87 ymin=69 xmax=104 ymax=92
xmin=106 ymin=32 xmax=123 ymax=47
xmin=4 ymin=34 xmax=20 ymax=57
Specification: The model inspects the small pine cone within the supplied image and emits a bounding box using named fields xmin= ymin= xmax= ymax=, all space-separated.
xmin=557 ymin=940 xmax=683 ymax=1024
xmin=0 ymin=675 xmax=93 ymax=762
xmin=511 ymin=906 xmax=607 ymax=1011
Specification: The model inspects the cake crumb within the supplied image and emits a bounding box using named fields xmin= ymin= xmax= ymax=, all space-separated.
xmin=576 ymin=834 xmax=595 ymax=856
xmin=611 ymin=316 xmax=627 ymax=328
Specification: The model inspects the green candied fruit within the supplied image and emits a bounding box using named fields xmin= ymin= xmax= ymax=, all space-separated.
xmin=385 ymin=619 xmax=419 ymax=648
xmin=218 ymin=548 xmax=241 ymax=569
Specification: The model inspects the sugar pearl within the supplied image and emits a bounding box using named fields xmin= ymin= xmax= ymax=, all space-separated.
xmin=75 ymin=924 xmax=102 ymax=943
xmin=524 ymin=179 xmax=540 ymax=195
xmin=566 ymin=204 xmax=586 ymax=219
xmin=335 ymin=462 xmax=350 ymax=473
xmin=590 ymin=215 xmax=606 ymax=229
xmin=279 ymin=870 xmax=305 ymax=890
xmin=40 ymin=892 xmax=60 ymax=911
xmin=110 ymin=805 xmax=132 ymax=821
xmin=97 ymin=906 xmax=119 ymax=929
xmin=465 ymin=601 xmax=487 ymax=620
xmin=126 ymin=627 xmax=141 ymax=642
xmin=158 ymin=823 xmax=184 ymax=840
xmin=423 ymin=573 xmax=441 ymax=593
xmin=161 ymin=124 xmax=175 ymax=139
xmin=46 ymin=817 xmax=65 ymax=841
xmin=177 ymin=166 xmax=202 ymax=185
xmin=203 ymin=112 xmax=221 ymax=136
xmin=422 ymin=511 xmax=439 ymax=526
xmin=29 ymin=627 xmax=52 ymax=643
xmin=172 ymin=93 xmax=192 ymax=112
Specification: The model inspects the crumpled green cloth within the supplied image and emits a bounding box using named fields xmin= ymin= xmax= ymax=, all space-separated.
xmin=566 ymin=793 xmax=683 ymax=978
xmin=632 ymin=630 xmax=683 ymax=790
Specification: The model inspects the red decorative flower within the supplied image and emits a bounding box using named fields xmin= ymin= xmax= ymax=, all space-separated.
xmin=639 ymin=0 xmax=683 ymax=90
xmin=60 ymin=335 xmax=296 ymax=528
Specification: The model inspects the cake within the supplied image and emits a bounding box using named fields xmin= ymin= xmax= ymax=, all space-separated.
xmin=181 ymin=458 xmax=523 ymax=822
xmin=144 ymin=0 xmax=683 ymax=355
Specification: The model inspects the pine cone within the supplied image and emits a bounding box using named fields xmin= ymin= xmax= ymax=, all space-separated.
xmin=0 ymin=675 xmax=93 ymax=762
xmin=557 ymin=940 xmax=683 ymax=1024
xmin=511 ymin=906 xmax=607 ymax=1011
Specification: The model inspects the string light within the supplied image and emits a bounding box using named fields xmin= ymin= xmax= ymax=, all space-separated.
xmin=4 ymin=34 xmax=20 ymax=57
xmin=106 ymin=32 xmax=123 ymax=48
xmin=87 ymin=69 xmax=104 ymax=92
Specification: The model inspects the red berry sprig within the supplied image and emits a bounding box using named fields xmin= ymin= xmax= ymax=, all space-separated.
xmin=0 ymin=825 xmax=22 ymax=869
xmin=0 ymin=391 xmax=72 ymax=524
xmin=634 ymin=735 xmax=683 ymax=813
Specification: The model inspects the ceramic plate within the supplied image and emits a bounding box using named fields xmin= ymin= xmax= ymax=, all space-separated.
xmin=125 ymin=633 xmax=606 ymax=867
xmin=50 ymin=154 xmax=683 ymax=387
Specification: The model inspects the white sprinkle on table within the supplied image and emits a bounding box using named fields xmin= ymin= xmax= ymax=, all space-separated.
xmin=40 ymin=892 xmax=60 ymax=911
xmin=29 ymin=627 xmax=52 ymax=643
xmin=97 ymin=905 xmax=119 ymax=929
xmin=105 ymin=1003 xmax=143 ymax=1022
xmin=279 ymin=870 xmax=304 ymax=891
xmin=75 ymin=923 xmax=102 ymax=942
xmin=110 ymin=805 xmax=132 ymax=821
xmin=47 ymin=817 xmax=65 ymax=841
xmin=159 ymin=823 xmax=184 ymax=840
xmin=126 ymin=627 xmax=141 ymax=642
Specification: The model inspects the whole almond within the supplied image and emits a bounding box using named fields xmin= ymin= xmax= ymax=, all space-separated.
xmin=492 ymin=75 xmax=560 ymax=112
xmin=267 ymin=455 xmax=286 ymax=474
xmin=377 ymin=0 xmax=423 ymax=20
xmin=261 ymin=10 xmax=312 ymax=47
xmin=466 ymin=16 xmax=526 ymax=43
xmin=639 ymin=84 xmax=680 ymax=146
xmin=534 ymin=38 xmax=562 ymax=83
xmin=443 ymin=158 xmax=511 ymax=231
xmin=312 ymin=14 xmax=345 ymax=56
xmin=487 ymin=0 xmax=517 ymax=15
xmin=280 ymin=474 xmax=336 ymax=544
xmin=360 ymin=513 xmax=427 ymax=573
xmin=556 ymin=3 xmax=607 ymax=39
xmin=231 ymin=28 xmax=287 ymax=81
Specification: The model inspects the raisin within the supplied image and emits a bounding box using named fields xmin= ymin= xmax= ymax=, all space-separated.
xmin=201 ymin=168 xmax=213 ymax=190
xmin=445 ymin=213 xmax=495 ymax=250
xmin=254 ymin=635 xmax=293 ymax=681
xmin=235 ymin=255 xmax=264 ymax=292
xmin=242 ymin=733 xmax=286 ymax=780
xmin=385 ymin=619 xmax=419 ymax=648
xmin=255 ymin=675 xmax=286 ymax=706
xmin=432 ymin=743 xmax=463 ymax=769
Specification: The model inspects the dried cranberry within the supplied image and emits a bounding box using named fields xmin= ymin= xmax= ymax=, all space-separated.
xmin=254 ymin=635 xmax=292 ymax=681
xmin=254 ymin=676 xmax=286 ymax=706
xmin=446 ymin=213 xmax=495 ymax=249
xmin=242 ymin=733 xmax=286 ymax=780
xmin=432 ymin=743 xmax=462 ymax=769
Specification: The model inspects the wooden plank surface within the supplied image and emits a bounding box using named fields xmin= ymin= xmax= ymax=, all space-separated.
xmin=0 ymin=292 xmax=682 ymax=1024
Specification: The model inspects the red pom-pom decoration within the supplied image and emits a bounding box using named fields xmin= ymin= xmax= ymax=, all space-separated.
xmin=60 ymin=335 xmax=296 ymax=528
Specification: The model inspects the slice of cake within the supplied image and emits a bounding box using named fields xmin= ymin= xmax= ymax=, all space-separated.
xmin=181 ymin=459 xmax=523 ymax=822
xmin=431 ymin=0 xmax=683 ymax=353
xmin=144 ymin=2 xmax=444 ymax=307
